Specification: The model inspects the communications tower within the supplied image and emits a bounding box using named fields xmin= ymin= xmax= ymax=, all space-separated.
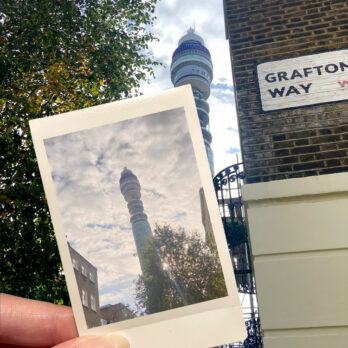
xmin=170 ymin=28 xmax=214 ymax=174
xmin=119 ymin=167 xmax=153 ymax=274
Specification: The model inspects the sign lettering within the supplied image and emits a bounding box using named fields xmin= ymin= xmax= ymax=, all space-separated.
xmin=257 ymin=50 xmax=348 ymax=111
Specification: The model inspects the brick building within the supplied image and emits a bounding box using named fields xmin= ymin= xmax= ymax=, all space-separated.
xmin=224 ymin=0 xmax=348 ymax=183
xmin=224 ymin=1 xmax=348 ymax=347
xmin=100 ymin=303 xmax=135 ymax=324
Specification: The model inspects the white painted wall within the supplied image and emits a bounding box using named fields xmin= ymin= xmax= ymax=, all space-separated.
xmin=242 ymin=172 xmax=348 ymax=347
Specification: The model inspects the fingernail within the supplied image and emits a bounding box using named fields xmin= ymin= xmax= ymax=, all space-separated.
xmin=102 ymin=335 xmax=130 ymax=348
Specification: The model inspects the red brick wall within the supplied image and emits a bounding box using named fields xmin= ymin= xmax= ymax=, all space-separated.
xmin=224 ymin=0 xmax=348 ymax=183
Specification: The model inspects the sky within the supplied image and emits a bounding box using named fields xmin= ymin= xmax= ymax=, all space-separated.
xmin=139 ymin=0 xmax=241 ymax=174
xmin=44 ymin=108 xmax=205 ymax=311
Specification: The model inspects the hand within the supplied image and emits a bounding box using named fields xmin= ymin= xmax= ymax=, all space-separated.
xmin=0 ymin=293 xmax=129 ymax=348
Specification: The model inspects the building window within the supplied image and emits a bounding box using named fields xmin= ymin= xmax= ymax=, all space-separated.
xmin=89 ymin=272 xmax=95 ymax=283
xmin=72 ymin=258 xmax=78 ymax=270
xmin=90 ymin=295 xmax=96 ymax=311
xmin=82 ymin=290 xmax=88 ymax=307
xmin=81 ymin=265 xmax=87 ymax=277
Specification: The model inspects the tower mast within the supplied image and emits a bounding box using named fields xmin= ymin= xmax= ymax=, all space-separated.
xmin=119 ymin=167 xmax=153 ymax=274
xmin=170 ymin=29 xmax=214 ymax=174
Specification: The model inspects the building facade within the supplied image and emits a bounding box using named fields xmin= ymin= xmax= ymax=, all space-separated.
xmin=224 ymin=0 xmax=348 ymax=184
xmin=69 ymin=244 xmax=101 ymax=328
xmin=100 ymin=303 xmax=135 ymax=324
xmin=69 ymin=244 xmax=135 ymax=327
xmin=224 ymin=1 xmax=348 ymax=347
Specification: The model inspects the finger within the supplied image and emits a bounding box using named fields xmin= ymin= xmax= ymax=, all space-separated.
xmin=52 ymin=335 xmax=130 ymax=348
xmin=0 ymin=293 xmax=78 ymax=347
xmin=0 ymin=345 xmax=44 ymax=348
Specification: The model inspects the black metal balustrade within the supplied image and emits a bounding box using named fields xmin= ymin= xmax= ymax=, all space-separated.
xmin=213 ymin=163 xmax=263 ymax=348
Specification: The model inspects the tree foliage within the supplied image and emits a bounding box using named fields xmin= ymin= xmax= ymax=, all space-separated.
xmin=135 ymin=224 xmax=228 ymax=315
xmin=0 ymin=0 xmax=160 ymax=304
xmin=224 ymin=220 xmax=247 ymax=249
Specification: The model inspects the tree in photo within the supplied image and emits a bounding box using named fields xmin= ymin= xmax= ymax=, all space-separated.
xmin=0 ymin=0 xmax=160 ymax=304
xmin=135 ymin=224 xmax=228 ymax=315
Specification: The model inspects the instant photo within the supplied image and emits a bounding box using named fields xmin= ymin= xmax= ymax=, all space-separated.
xmin=29 ymin=86 xmax=245 ymax=348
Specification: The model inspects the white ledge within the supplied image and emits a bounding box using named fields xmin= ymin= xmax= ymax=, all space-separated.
xmin=242 ymin=172 xmax=348 ymax=201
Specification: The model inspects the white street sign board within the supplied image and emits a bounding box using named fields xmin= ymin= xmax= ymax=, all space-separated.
xmin=257 ymin=49 xmax=348 ymax=111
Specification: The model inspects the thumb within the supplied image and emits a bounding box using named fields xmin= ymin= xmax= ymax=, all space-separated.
xmin=52 ymin=334 xmax=130 ymax=348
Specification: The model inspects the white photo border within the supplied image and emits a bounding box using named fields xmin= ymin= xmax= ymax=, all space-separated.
xmin=29 ymin=85 xmax=246 ymax=348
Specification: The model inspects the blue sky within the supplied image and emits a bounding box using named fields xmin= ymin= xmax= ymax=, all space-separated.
xmin=139 ymin=0 xmax=241 ymax=174
xmin=44 ymin=108 xmax=205 ymax=310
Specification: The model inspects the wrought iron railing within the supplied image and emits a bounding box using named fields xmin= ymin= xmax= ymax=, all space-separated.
xmin=213 ymin=163 xmax=263 ymax=348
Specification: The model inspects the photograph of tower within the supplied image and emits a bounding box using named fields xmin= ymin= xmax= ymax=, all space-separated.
xmin=43 ymin=107 xmax=228 ymax=328
xmin=119 ymin=167 xmax=153 ymax=275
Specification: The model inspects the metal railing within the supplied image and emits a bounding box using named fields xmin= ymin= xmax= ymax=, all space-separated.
xmin=213 ymin=163 xmax=263 ymax=348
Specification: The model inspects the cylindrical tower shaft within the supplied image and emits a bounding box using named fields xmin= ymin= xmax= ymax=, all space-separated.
xmin=170 ymin=28 xmax=214 ymax=174
xmin=119 ymin=167 xmax=153 ymax=274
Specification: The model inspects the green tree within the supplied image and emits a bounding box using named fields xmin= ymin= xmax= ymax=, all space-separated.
xmin=224 ymin=220 xmax=247 ymax=249
xmin=135 ymin=224 xmax=228 ymax=315
xmin=0 ymin=0 xmax=160 ymax=304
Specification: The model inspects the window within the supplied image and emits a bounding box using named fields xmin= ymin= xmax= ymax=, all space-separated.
xmin=90 ymin=295 xmax=96 ymax=311
xmin=72 ymin=258 xmax=78 ymax=270
xmin=81 ymin=265 xmax=87 ymax=277
xmin=82 ymin=290 xmax=88 ymax=307
xmin=89 ymin=272 xmax=95 ymax=283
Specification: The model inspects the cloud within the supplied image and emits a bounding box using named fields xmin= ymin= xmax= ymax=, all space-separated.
xmin=174 ymin=211 xmax=187 ymax=219
xmin=211 ymin=83 xmax=234 ymax=92
xmin=87 ymin=223 xmax=117 ymax=230
xmin=211 ymin=86 xmax=235 ymax=105
xmin=227 ymin=127 xmax=238 ymax=133
xmin=117 ymin=142 xmax=137 ymax=157
xmin=143 ymin=188 xmax=166 ymax=199
xmin=95 ymin=153 xmax=104 ymax=168
xmin=225 ymin=147 xmax=240 ymax=155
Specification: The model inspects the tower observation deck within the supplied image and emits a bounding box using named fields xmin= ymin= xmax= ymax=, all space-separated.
xmin=170 ymin=28 xmax=214 ymax=174
xmin=119 ymin=167 xmax=153 ymax=274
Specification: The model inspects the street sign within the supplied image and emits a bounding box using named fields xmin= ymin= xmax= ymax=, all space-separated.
xmin=257 ymin=49 xmax=348 ymax=111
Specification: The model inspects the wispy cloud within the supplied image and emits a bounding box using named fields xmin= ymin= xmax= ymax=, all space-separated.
xmin=227 ymin=127 xmax=238 ymax=133
xmin=143 ymin=187 xmax=166 ymax=199
xmin=225 ymin=147 xmax=240 ymax=155
xmin=211 ymin=83 xmax=234 ymax=92
xmin=211 ymin=86 xmax=235 ymax=105
xmin=87 ymin=223 xmax=116 ymax=230
xmin=174 ymin=211 xmax=187 ymax=219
